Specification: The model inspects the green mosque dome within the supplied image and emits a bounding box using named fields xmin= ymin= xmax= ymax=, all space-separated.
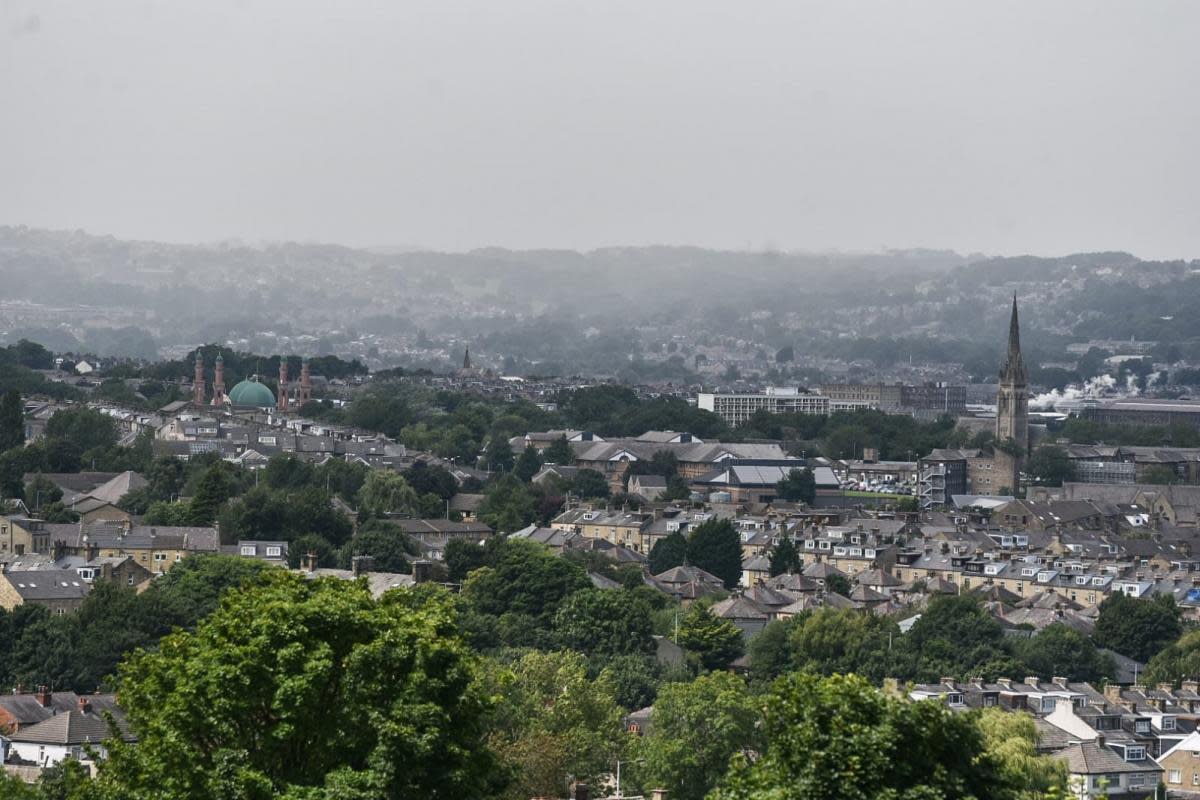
xmin=228 ymin=376 xmax=276 ymax=408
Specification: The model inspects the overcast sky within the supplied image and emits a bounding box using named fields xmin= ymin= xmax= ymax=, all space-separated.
xmin=2 ymin=0 xmax=1198 ymax=258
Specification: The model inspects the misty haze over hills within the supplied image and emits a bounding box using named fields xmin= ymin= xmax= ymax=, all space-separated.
xmin=2 ymin=225 xmax=1197 ymax=384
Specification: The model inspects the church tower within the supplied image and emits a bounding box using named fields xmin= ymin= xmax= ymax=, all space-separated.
xmin=994 ymin=296 xmax=1029 ymax=493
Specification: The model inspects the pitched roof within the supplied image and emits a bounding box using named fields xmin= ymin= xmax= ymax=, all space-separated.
xmin=1055 ymin=740 xmax=1159 ymax=775
xmin=1 ymin=569 xmax=90 ymax=601
xmin=8 ymin=708 xmax=133 ymax=745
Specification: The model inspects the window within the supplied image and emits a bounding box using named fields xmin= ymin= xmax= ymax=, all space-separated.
xmin=1041 ymin=697 xmax=1056 ymax=711
xmin=1163 ymin=717 xmax=1177 ymax=730
xmin=1169 ymin=770 xmax=1181 ymax=784
xmin=947 ymin=693 xmax=964 ymax=705
xmin=241 ymin=546 xmax=255 ymax=556
xmin=1136 ymin=720 xmax=1150 ymax=733
xmin=1128 ymin=772 xmax=1144 ymax=787
xmin=154 ymin=553 xmax=167 ymax=562
xmin=1126 ymin=747 xmax=1145 ymax=761
xmin=983 ymin=695 xmax=997 ymax=707
xmin=266 ymin=546 xmax=281 ymax=557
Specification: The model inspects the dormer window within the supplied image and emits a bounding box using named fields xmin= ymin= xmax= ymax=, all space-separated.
xmin=1163 ymin=717 xmax=1177 ymax=731
xmin=1126 ymin=746 xmax=1145 ymax=761
xmin=947 ymin=693 xmax=964 ymax=705
xmin=1136 ymin=720 xmax=1150 ymax=733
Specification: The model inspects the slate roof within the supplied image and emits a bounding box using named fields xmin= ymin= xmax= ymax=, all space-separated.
xmin=1055 ymin=740 xmax=1160 ymax=775
xmin=2 ymin=569 xmax=90 ymax=601
xmin=9 ymin=708 xmax=134 ymax=745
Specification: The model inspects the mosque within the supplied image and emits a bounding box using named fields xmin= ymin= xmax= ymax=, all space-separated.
xmin=191 ymin=354 xmax=312 ymax=412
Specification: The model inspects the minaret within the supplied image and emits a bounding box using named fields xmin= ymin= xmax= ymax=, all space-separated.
xmin=298 ymin=359 xmax=312 ymax=405
xmin=278 ymin=360 xmax=290 ymax=413
xmin=994 ymin=296 xmax=1029 ymax=493
xmin=192 ymin=354 xmax=206 ymax=405
xmin=212 ymin=355 xmax=227 ymax=405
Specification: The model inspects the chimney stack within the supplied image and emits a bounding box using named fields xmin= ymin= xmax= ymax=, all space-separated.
xmin=1052 ymin=676 xmax=1069 ymax=689
xmin=78 ymin=696 xmax=92 ymax=714
xmin=351 ymin=555 xmax=374 ymax=577
xmin=412 ymin=560 xmax=433 ymax=584
xmin=35 ymin=686 xmax=51 ymax=707
xmin=302 ymin=551 xmax=318 ymax=573
xmin=652 ymin=791 xmax=669 ymax=800
xmin=1024 ymin=676 xmax=1041 ymax=688
xmin=1104 ymin=684 xmax=1123 ymax=704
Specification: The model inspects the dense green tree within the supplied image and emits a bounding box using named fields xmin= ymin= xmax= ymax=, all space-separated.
xmin=44 ymin=407 xmax=119 ymax=452
xmin=344 ymin=520 xmax=416 ymax=573
xmin=478 ymin=474 xmax=537 ymax=533
xmin=219 ymin=485 xmax=353 ymax=546
xmin=768 ymin=537 xmax=802 ymax=576
xmin=481 ymin=650 xmax=629 ymax=800
xmin=486 ymin=435 xmax=517 ymax=473
xmin=676 ymin=605 xmax=743 ymax=671
xmin=402 ymin=461 xmax=458 ymax=500
xmin=552 ymin=588 xmax=656 ymax=662
xmin=262 ymin=454 xmax=316 ymax=490
xmin=977 ymin=709 xmax=1068 ymax=800
xmin=904 ymin=595 xmax=1015 ymax=681
xmin=1025 ymin=445 xmax=1076 ymax=487
xmin=445 ymin=538 xmax=491 ymax=582
xmin=787 ymin=608 xmax=906 ymax=683
xmin=686 ymin=518 xmax=742 ymax=589
xmin=356 ymin=469 xmax=420 ymax=517
xmin=639 ymin=672 xmax=759 ymax=800
xmin=186 ymin=463 xmax=235 ymax=526
xmin=461 ymin=538 xmax=591 ymax=645
xmin=775 ymin=467 xmax=816 ymax=503
xmin=1017 ymin=623 xmax=1113 ymax=682
xmin=712 ymin=673 xmax=1012 ymax=800
xmin=648 ymin=531 xmax=688 ymax=575
xmin=1093 ymin=591 xmax=1183 ymax=663
xmin=513 ymin=445 xmax=542 ymax=482
xmin=90 ymin=574 xmax=493 ymax=800
xmin=286 ymin=533 xmax=338 ymax=569
xmin=143 ymin=500 xmax=192 ymax=526
xmin=571 ymin=468 xmax=610 ymax=500
xmin=1143 ymin=628 xmax=1200 ymax=686
xmin=0 ymin=389 xmax=23 ymax=452
xmin=601 ymin=654 xmax=661 ymax=710
xmin=146 ymin=554 xmax=271 ymax=626
xmin=24 ymin=472 xmax=63 ymax=510
xmin=543 ymin=435 xmax=575 ymax=465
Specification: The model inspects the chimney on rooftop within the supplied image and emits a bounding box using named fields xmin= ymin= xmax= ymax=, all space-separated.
xmin=302 ymin=551 xmax=318 ymax=572
xmin=35 ymin=686 xmax=51 ymax=707
xmin=78 ymin=696 xmax=92 ymax=715
xmin=1104 ymin=684 xmax=1123 ymax=704
xmin=1052 ymin=676 xmax=1069 ymax=689
xmin=997 ymin=678 xmax=1013 ymax=690
xmin=412 ymin=560 xmax=432 ymax=584
xmin=351 ymin=555 xmax=374 ymax=577
xmin=651 ymin=790 xmax=669 ymax=800
xmin=1024 ymin=676 xmax=1040 ymax=688
xmin=1182 ymin=680 xmax=1200 ymax=695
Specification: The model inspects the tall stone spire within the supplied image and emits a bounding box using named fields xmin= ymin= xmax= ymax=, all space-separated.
xmin=999 ymin=294 xmax=1027 ymax=384
xmin=463 ymin=347 xmax=471 ymax=371
xmin=995 ymin=295 xmax=1029 ymax=494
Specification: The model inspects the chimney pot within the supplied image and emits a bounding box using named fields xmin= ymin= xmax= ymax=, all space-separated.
xmin=78 ymin=696 xmax=92 ymax=714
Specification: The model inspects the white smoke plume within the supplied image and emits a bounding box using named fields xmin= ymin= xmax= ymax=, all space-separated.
xmin=1030 ymin=374 xmax=1117 ymax=411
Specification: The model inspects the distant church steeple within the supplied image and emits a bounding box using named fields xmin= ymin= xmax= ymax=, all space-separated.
xmin=995 ymin=295 xmax=1029 ymax=493
xmin=463 ymin=347 xmax=471 ymax=371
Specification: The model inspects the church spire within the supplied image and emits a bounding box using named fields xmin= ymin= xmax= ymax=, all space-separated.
xmin=999 ymin=295 xmax=1026 ymax=384
xmin=463 ymin=347 xmax=471 ymax=370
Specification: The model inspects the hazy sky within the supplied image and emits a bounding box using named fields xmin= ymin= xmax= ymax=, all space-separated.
xmin=2 ymin=1 xmax=1198 ymax=258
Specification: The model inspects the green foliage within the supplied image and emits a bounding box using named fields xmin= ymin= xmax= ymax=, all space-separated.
xmin=676 ymin=605 xmax=743 ymax=671
xmin=768 ymin=538 xmax=802 ymax=576
xmin=219 ymin=485 xmax=353 ymax=546
xmin=552 ymin=588 xmax=656 ymax=662
xmin=186 ymin=463 xmax=235 ymax=525
xmin=712 ymin=673 xmax=1012 ymax=800
xmin=543 ymin=435 xmax=574 ymax=465
xmin=1025 ymin=445 xmax=1076 ymax=487
xmin=356 ymin=469 xmax=420 ymax=517
xmin=345 ymin=520 xmax=417 ymax=573
xmin=1142 ymin=465 xmax=1182 ymax=485
xmin=649 ymin=531 xmax=688 ymax=575
xmin=44 ymin=407 xmax=119 ymax=453
xmin=90 ymin=573 xmax=493 ymax=800
xmin=905 ymin=595 xmax=1016 ymax=682
xmin=461 ymin=539 xmax=591 ymax=647
xmin=685 ymin=518 xmax=742 ymax=589
xmin=481 ymin=650 xmax=629 ymax=800
xmin=775 ymin=467 xmax=816 ymax=503
xmin=1093 ymin=591 xmax=1182 ymax=663
xmin=1143 ymin=628 xmax=1200 ymax=686
xmin=0 ymin=389 xmax=23 ymax=451
xmin=486 ymin=435 xmax=517 ymax=473
xmin=478 ymin=474 xmax=538 ymax=533
xmin=571 ymin=468 xmax=610 ymax=499
xmin=24 ymin=472 xmax=63 ymax=509
xmin=513 ymin=445 xmax=542 ymax=482
xmin=977 ymin=709 xmax=1069 ymax=800
xmin=1016 ymin=624 xmax=1113 ymax=683
xmin=638 ymin=672 xmax=759 ymax=800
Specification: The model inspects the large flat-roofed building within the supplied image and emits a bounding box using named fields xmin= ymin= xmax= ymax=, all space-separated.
xmin=1083 ymin=398 xmax=1200 ymax=430
xmin=698 ymin=388 xmax=830 ymax=426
